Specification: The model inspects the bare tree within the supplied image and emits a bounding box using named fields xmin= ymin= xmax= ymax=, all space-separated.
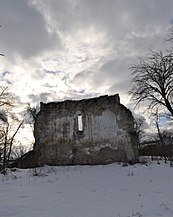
xmin=0 ymin=116 xmax=23 ymax=174
xmin=0 ymin=86 xmax=22 ymax=174
xmin=26 ymin=103 xmax=38 ymax=133
xmin=0 ymin=86 xmax=14 ymax=109
xmin=153 ymin=110 xmax=165 ymax=146
xmin=129 ymin=50 xmax=173 ymax=117
xmin=134 ymin=116 xmax=145 ymax=146
xmin=162 ymin=129 xmax=173 ymax=166
xmin=0 ymin=87 xmax=14 ymax=170
xmin=151 ymin=110 xmax=173 ymax=165
xmin=7 ymin=120 xmax=23 ymax=163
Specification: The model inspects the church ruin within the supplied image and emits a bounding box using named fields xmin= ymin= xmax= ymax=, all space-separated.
xmin=33 ymin=94 xmax=138 ymax=166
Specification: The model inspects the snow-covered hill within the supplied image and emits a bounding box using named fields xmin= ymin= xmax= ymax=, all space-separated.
xmin=0 ymin=160 xmax=173 ymax=217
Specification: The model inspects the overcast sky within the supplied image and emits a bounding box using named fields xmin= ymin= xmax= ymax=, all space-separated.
xmin=0 ymin=0 xmax=173 ymax=110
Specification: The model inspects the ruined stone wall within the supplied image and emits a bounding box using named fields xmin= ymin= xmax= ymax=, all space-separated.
xmin=34 ymin=94 xmax=138 ymax=165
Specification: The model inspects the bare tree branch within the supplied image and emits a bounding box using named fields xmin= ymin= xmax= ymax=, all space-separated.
xmin=129 ymin=50 xmax=173 ymax=117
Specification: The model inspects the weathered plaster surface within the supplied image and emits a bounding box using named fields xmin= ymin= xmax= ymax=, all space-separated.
xmin=34 ymin=94 xmax=138 ymax=165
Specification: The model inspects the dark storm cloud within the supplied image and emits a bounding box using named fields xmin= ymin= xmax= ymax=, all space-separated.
xmin=0 ymin=0 xmax=59 ymax=59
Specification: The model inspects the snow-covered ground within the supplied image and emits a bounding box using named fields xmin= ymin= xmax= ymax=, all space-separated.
xmin=0 ymin=160 xmax=173 ymax=217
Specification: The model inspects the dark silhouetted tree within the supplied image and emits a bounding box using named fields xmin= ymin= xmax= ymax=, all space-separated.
xmin=130 ymin=50 xmax=173 ymax=117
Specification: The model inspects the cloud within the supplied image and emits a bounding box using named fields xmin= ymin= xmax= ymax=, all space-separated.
xmin=1 ymin=0 xmax=173 ymax=109
xmin=1 ymin=0 xmax=173 ymax=145
xmin=0 ymin=0 xmax=60 ymax=59
xmin=71 ymin=56 xmax=136 ymax=96
xmin=28 ymin=92 xmax=54 ymax=104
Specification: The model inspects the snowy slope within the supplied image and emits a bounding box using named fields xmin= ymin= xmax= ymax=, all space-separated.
xmin=0 ymin=161 xmax=173 ymax=217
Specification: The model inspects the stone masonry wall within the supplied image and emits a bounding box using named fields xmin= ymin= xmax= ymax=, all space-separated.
xmin=34 ymin=94 xmax=138 ymax=165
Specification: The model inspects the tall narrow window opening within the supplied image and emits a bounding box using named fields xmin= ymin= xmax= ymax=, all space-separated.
xmin=78 ymin=114 xmax=83 ymax=131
